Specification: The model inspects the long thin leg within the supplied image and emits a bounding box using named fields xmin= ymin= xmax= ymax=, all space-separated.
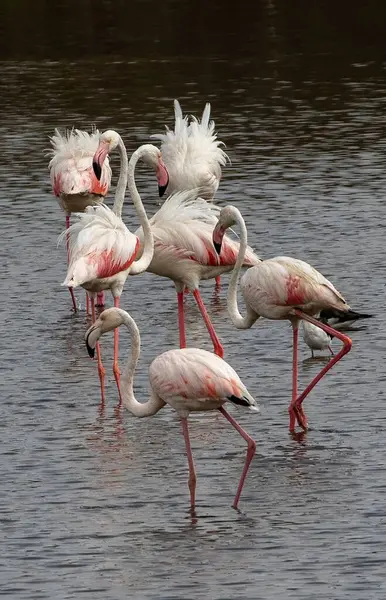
xmin=192 ymin=289 xmax=224 ymax=358
xmin=177 ymin=291 xmax=187 ymax=348
xmin=288 ymin=321 xmax=308 ymax=432
xmin=181 ymin=418 xmax=196 ymax=509
xmin=291 ymin=309 xmax=352 ymax=426
xmin=218 ymin=407 xmax=256 ymax=509
xmin=86 ymin=293 xmax=90 ymax=315
xmin=91 ymin=296 xmax=106 ymax=405
xmin=112 ymin=296 xmax=123 ymax=406
xmin=66 ymin=215 xmax=77 ymax=313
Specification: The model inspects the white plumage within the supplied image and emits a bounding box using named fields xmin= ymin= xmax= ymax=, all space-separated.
xmin=85 ymin=307 xmax=258 ymax=509
xmin=149 ymin=347 xmax=258 ymax=417
xmin=61 ymin=204 xmax=139 ymax=288
xmin=135 ymin=189 xmax=259 ymax=290
xmin=152 ymin=100 xmax=228 ymax=200
xmin=302 ymin=320 xmax=333 ymax=358
xmin=48 ymin=128 xmax=112 ymax=213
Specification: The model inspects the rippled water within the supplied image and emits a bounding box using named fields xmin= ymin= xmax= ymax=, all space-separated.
xmin=1 ymin=1 xmax=386 ymax=598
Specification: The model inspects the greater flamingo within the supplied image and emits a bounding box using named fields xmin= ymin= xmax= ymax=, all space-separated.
xmin=151 ymin=99 xmax=228 ymax=201
xmin=212 ymin=205 xmax=361 ymax=433
xmin=62 ymin=137 xmax=163 ymax=403
xmin=85 ymin=307 xmax=259 ymax=510
xmin=130 ymin=190 xmax=260 ymax=358
xmin=49 ymin=128 xmax=111 ymax=310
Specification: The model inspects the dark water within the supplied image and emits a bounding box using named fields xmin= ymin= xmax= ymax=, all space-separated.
xmin=1 ymin=1 xmax=385 ymax=598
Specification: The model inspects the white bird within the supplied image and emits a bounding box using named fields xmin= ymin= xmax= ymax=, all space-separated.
xmin=85 ymin=307 xmax=259 ymax=510
xmin=132 ymin=190 xmax=260 ymax=358
xmin=302 ymin=320 xmax=334 ymax=358
xmin=61 ymin=135 xmax=161 ymax=404
xmin=49 ymin=129 xmax=113 ymax=310
xmin=212 ymin=205 xmax=358 ymax=434
xmin=151 ymin=99 xmax=227 ymax=201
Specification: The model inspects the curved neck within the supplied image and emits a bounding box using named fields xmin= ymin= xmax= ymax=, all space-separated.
xmin=120 ymin=313 xmax=165 ymax=417
xmin=227 ymin=213 xmax=257 ymax=329
xmin=127 ymin=146 xmax=154 ymax=275
xmin=112 ymin=137 xmax=129 ymax=218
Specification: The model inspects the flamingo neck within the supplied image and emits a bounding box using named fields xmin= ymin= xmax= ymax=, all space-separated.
xmin=127 ymin=146 xmax=154 ymax=275
xmin=120 ymin=313 xmax=165 ymax=418
xmin=112 ymin=137 xmax=129 ymax=219
xmin=227 ymin=213 xmax=257 ymax=329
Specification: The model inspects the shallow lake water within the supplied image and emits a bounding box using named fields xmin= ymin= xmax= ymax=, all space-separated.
xmin=1 ymin=1 xmax=385 ymax=598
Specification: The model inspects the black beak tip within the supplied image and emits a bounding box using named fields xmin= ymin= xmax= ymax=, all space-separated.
xmin=214 ymin=241 xmax=222 ymax=255
xmin=158 ymin=184 xmax=167 ymax=198
xmin=93 ymin=161 xmax=102 ymax=181
xmin=86 ymin=344 xmax=95 ymax=359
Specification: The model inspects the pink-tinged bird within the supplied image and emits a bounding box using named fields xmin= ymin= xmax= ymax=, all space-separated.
xmin=151 ymin=99 xmax=228 ymax=201
xmin=85 ymin=307 xmax=259 ymax=510
xmin=61 ymin=135 xmax=161 ymax=404
xmin=131 ymin=190 xmax=260 ymax=358
xmin=213 ymin=206 xmax=357 ymax=434
xmin=49 ymin=128 xmax=112 ymax=311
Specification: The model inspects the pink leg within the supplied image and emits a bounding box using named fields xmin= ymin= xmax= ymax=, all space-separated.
xmin=215 ymin=276 xmax=221 ymax=287
xmin=192 ymin=289 xmax=224 ymax=358
xmin=65 ymin=215 xmax=77 ymax=313
xmin=291 ymin=309 xmax=352 ymax=424
xmin=91 ymin=296 xmax=106 ymax=405
xmin=96 ymin=291 xmax=105 ymax=307
xmin=177 ymin=291 xmax=187 ymax=348
xmin=181 ymin=417 xmax=196 ymax=509
xmin=288 ymin=321 xmax=308 ymax=433
xmin=218 ymin=406 xmax=256 ymax=509
xmin=86 ymin=293 xmax=90 ymax=315
xmin=112 ymin=297 xmax=123 ymax=406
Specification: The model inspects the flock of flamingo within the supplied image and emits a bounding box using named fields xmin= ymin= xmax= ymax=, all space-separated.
xmin=49 ymin=100 xmax=371 ymax=511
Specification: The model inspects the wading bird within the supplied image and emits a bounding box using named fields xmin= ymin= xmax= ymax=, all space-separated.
xmin=62 ymin=136 xmax=163 ymax=403
xmin=131 ymin=190 xmax=260 ymax=358
xmin=49 ymin=128 xmax=112 ymax=310
xmin=85 ymin=307 xmax=259 ymax=510
xmin=212 ymin=205 xmax=358 ymax=433
xmin=151 ymin=99 xmax=227 ymax=201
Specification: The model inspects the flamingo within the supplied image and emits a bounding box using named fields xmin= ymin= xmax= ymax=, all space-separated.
xmin=62 ymin=136 xmax=164 ymax=404
xmin=85 ymin=307 xmax=259 ymax=510
xmin=151 ymin=99 xmax=228 ymax=201
xmin=212 ymin=205 xmax=362 ymax=433
xmin=151 ymin=99 xmax=227 ymax=288
xmin=49 ymin=128 xmax=112 ymax=311
xmin=130 ymin=190 xmax=260 ymax=358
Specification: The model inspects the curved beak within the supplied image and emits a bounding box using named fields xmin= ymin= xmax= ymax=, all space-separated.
xmin=92 ymin=141 xmax=110 ymax=181
xmin=156 ymin=157 xmax=169 ymax=197
xmin=85 ymin=322 xmax=102 ymax=358
xmin=212 ymin=223 xmax=225 ymax=255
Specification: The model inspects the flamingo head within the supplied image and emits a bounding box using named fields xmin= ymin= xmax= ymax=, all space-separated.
xmin=92 ymin=130 xmax=121 ymax=180
xmin=140 ymin=144 xmax=169 ymax=197
xmin=213 ymin=206 xmax=241 ymax=254
xmin=85 ymin=307 xmax=125 ymax=358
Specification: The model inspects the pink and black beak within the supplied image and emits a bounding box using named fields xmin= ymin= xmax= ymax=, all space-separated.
xmin=156 ymin=157 xmax=169 ymax=197
xmin=92 ymin=141 xmax=110 ymax=181
xmin=213 ymin=223 xmax=226 ymax=255
xmin=85 ymin=322 xmax=102 ymax=358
